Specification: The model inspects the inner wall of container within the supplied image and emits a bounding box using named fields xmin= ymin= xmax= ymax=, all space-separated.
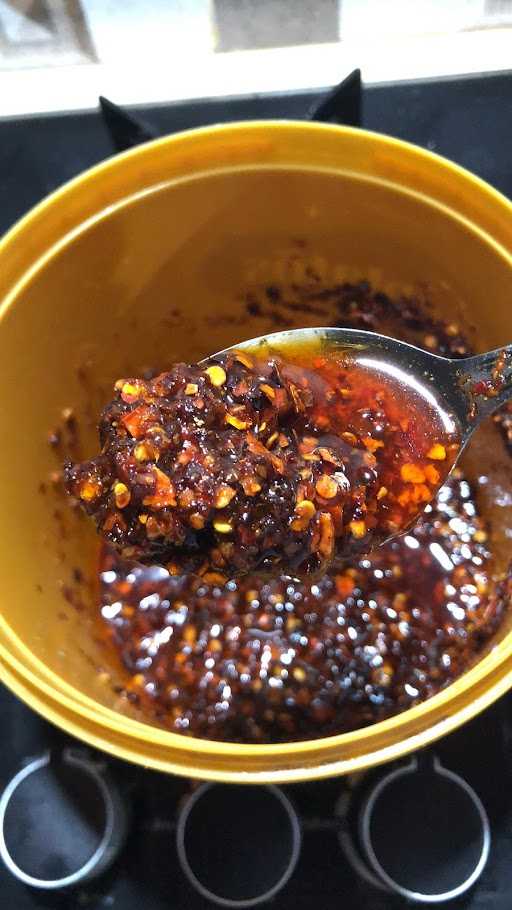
xmin=1 ymin=165 xmax=512 ymax=723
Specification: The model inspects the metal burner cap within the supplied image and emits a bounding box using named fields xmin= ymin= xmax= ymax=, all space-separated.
xmin=0 ymin=748 xmax=127 ymax=889
xmin=359 ymin=754 xmax=490 ymax=903
xmin=177 ymin=783 xmax=301 ymax=907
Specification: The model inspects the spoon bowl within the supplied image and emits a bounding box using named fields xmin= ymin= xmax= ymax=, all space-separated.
xmin=215 ymin=324 xmax=511 ymax=460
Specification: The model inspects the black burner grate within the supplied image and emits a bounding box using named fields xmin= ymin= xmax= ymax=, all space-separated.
xmin=99 ymin=68 xmax=362 ymax=152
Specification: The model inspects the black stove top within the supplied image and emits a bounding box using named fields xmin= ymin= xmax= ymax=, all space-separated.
xmin=1 ymin=70 xmax=512 ymax=909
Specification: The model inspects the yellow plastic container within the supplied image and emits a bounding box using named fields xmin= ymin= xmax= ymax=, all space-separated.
xmin=1 ymin=122 xmax=512 ymax=783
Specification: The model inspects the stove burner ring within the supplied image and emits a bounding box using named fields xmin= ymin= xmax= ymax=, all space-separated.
xmin=359 ymin=754 xmax=490 ymax=903
xmin=0 ymin=748 xmax=127 ymax=889
xmin=176 ymin=782 xmax=301 ymax=907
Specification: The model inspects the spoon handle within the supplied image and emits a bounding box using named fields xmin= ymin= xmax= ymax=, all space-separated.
xmin=457 ymin=344 xmax=512 ymax=425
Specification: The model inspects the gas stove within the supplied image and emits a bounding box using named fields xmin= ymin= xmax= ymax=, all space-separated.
xmin=1 ymin=70 xmax=512 ymax=909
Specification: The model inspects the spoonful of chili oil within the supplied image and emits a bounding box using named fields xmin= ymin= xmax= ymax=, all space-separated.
xmin=64 ymin=327 xmax=509 ymax=578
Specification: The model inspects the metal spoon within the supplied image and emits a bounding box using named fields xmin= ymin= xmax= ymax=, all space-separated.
xmin=214 ymin=325 xmax=510 ymax=466
xmin=66 ymin=327 xmax=509 ymax=578
xmin=73 ymin=327 xmax=510 ymax=577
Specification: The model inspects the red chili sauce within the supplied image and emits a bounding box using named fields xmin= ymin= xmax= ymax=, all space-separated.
xmin=75 ymin=282 xmax=511 ymax=743
xmin=65 ymin=349 xmax=458 ymax=577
